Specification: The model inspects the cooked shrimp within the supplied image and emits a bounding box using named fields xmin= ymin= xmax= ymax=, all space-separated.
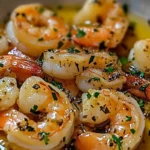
xmin=42 ymin=48 xmax=120 ymax=79
xmin=0 ymin=76 xmax=74 ymax=150
xmin=128 ymin=39 xmax=150 ymax=74
xmin=76 ymin=68 xmax=126 ymax=92
xmin=0 ymin=55 xmax=43 ymax=82
xmin=72 ymin=0 xmax=129 ymax=48
xmin=0 ymin=77 xmax=19 ymax=111
xmin=75 ymin=89 xmax=145 ymax=150
xmin=6 ymin=4 xmax=69 ymax=57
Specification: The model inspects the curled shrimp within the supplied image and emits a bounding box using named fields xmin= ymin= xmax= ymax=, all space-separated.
xmin=0 ymin=77 xmax=19 ymax=111
xmin=72 ymin=0 xmax=129 ymax=48
xmin=6 ymin=4 xmax=69 ymax=57
xmin=128 ymin=39 xmax=150 ymax=75
xmin=0 ymin=76 xmax=74 ymax=150
xmin=0 ymin=55 xmax=43 ymax=82
xmin=76 ymin=68 xmax=126 ymax=92
xmin=42 ymin=49 xmax=120 ymax=79
xmin=75 ymin=89 xmax=145 ymax=150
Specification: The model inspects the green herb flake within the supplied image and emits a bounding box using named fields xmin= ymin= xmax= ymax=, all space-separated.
xmin=122 ymin=3 xmax=128 ymax=14
xmin=53 ymin=28 xmax=58 ymax=32
xmin=38 ymin=7 xmax=44 ymax=13
xmin=38 ymin=132 xmax=50 ymax=145
xmin=99 ymin=41 xmax=107 ymax=50
xmin=89 ymin=55 xmax=95 ymax=64
xmin=138 ymin=99 xmax=144 ymax=108
xmin=38 ymin=37 xmax=44 ymax=41
xmin=139 ymin=84 xmax=149 ymax=92
xmin=89 ymin=77 xmax=100 ymax=82
xmin=126 ymin=116 xmax=132 ymax=121
xmin=112 ymin=135 xmax=123 ymax=150
xmin=105 ymin=67 xmax=114 ymax=73
xmin=94 ymin=92 xmax=100 ymax=98
xmin=57 ymin=41 xmax=64 ymax=49
xmin=92 ymin=116 xmax=96 ymax=122
xmin=67 ymin=46 xmax=80 ymax=53
xmin=87 ymin=92 xmax=91 ymax=99
xmin=52 ymin=92 xmax=58 ymax=100
xmin=30 ymin=105 xmax=41 ymax=115
xmin=50 ymin=80 xmax=63 ymax=90
xmin=129 ymin=67 xmax=145 ymax=78
xmin=0 ymin=63 xmax=4 ymax=67
xmin=130 ymin=129 xmax=136 ymax=134
xmin=120 ymin=57 xmax=128 ymax=65
xmin=76 ymin=28 xmax=86 ymax=38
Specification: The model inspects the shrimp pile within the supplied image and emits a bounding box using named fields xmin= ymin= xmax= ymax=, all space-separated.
xmin=0 ymin=0 xmax=149 ymax=150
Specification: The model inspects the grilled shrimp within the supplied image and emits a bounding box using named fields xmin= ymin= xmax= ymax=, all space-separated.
xmin=0 ymin=55 xmax=43 ymax=82
xmin=75 ymin=89 xmax=145 ymax=150
xmin=72 ymin=0 xmax=129 ymax=48
xmin=128 ymin=39 xmax=150 ymax=75
xmin=0 ymin=76 xmax=74 ymax=150
xmin=0 ymin=77 xmax=19 ymax=111
xmin=6 ymin=4 xmax=69 ymax=57
xmin=76 ymin=68 xmax=126 ymax=92
xmin=42 ymin=49 xmax=120 ymax=79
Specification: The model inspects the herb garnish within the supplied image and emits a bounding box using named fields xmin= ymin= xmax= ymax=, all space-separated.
xmin=122 ymin=3 xmax=128 ymax=14
xmin=138 ymin=99 xmax=144 ymax=108
xmin=112 ymin=135 xmax=123 ymax=150
xmin=38 ymin=7 xmax=44 ymax=13
xmin=50 ymin=80 xmax=63 ymax=90
xmin=126 ymin=116 xmax=132 ymax=121
xmin=129 ymin=66 xmax=145 ymax=78
xmin=87 ymin=92 xmax=91 ymax=99
xmin=100 ymin=105 xmax=110 ymax=114
xmin=38 ymin=132 xmax=50 ymax=145
xmin=52 ymin=92 xmax=58 ymax=100
xmin=0 ymin=63 xmax=4 ymax=67
xmin=94 ymin=92 xmax=100 ymax=98
xmin=89 ymin=55 xmax=95 ymax=64
xmin=120 ymin=57 xmax=128 ymax=65
xmin=30 ymin=105 xmax=41 ymax=115
xmin=67 ymin=46 xmax=80 ymax=53
xmin=88 ymin=77 xmax=100 ymax=82
xmin=139 ymin=84 xmax=149 ymax=92
xmin=130 ymin=129 xmax=136 ymax=134
xmin=76 ymin=28 xmax=86 ymax=38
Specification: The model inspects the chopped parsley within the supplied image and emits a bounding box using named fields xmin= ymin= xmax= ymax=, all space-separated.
xmin=112 ymin=135 xmax=123 ymax=150
xmin=139 ymin=84 xmax=149 ymax=92
xmin=52 ymin=93 xmax=58 ymax=100
xmin=126 ymin=116 xmax=132 ymax=121
xmin=120 ymin=57 xmax=128 ymax=65
xmin=37 ymin=53 xmax=44 ymax=66
xmin=129 ymin=67 xmax=145 ymax=78
xmin=38 ymin=132 xmax=50 ymax=145
xmin=30 ymin=105 xmax=41 ymax=115
xmin=50 ymin=80 xmax=63 ymax=90
xmin=100 ymin=105 xmax=110 ymax=114
xmin=138 ymin=99 xmax=144 ymax=108
xmin=89 ymin=55 xmax=95 ymax=64
xmin=99 ymin=41 xmax=107 ymax=50
xmin=105 ymin=67 xmax=114 ymax=73
xmin=38 ymin=37 xmax=44 ymax=41
xmin=94 ymin=92 xmax=100 ymax=98
xmin=53 ymin=28 xmax=58 ymax=32
xmin=88 ymin=77 xmax=100 ymax=82
xmin=57 ymin=41 xmax=64 ymax=49
xmin=87 ymin=92 xmax=91 ymax=99
xmin=130 ymin=129 xmax=136 ymax=134
xmin=76 ymin=28 xmax=86 ymax=38
xmin=122 ymin=3 xmax=128 ymax=14
xmin=38 ymin=7 xmax=44 ymax=13
xmin=67 ymin=46 xmax=80 ymax=53
xmin=0 ymin=63 xmax=4 ymax=67
xmin=92 ymin=116 xmax=96 ymax=122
